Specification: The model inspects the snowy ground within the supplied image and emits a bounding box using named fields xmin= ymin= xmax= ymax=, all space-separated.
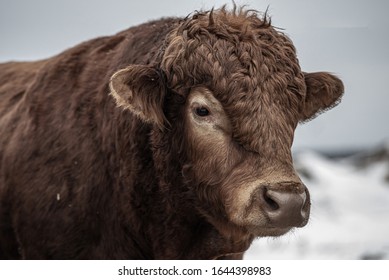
xmin=245 ymin=145 xmax=389 ymax=260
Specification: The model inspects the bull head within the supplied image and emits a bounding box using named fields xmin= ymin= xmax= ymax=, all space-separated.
xmin=109 ymin=7 xmax=344 ymax=239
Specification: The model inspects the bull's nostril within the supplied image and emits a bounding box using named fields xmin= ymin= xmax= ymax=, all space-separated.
xmin=262 ymin=188 xmax=279 ymax=211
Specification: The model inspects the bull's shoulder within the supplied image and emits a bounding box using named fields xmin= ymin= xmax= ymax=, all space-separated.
xmin=0 ymin=16 xmax=180 ymax=93
xmin=0 ymin=16 xmax=180 ymax=125
xmin=0 ymin=60 xmax=45 ymax=89
xmin=0 ymin=60 xmax=46 ymax=115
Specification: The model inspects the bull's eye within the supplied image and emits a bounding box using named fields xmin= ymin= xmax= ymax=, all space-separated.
xmin=195 ymin=107 xmax=210 ymax=117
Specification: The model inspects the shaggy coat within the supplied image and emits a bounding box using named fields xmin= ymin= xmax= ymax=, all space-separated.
xmin=0 ymin=7 xmax=344 ymax=259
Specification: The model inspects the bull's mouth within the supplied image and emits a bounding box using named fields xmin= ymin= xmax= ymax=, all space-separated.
xmin=246 ymin=225 xmax=294 ymax=237
xmin=212 ymin=223 xmax=295 ymax=246
xmin=229 ymin=216 xmax=308 ymax=239
xmin=237 ymin=224 xmax=303 ymax=239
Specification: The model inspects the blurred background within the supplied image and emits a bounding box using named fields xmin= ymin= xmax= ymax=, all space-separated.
xmin=1 ymin=0 xmax=388 ymax=259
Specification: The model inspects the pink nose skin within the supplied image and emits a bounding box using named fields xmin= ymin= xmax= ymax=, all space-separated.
xmin=259 ymin=186 xmax=310 ymax=228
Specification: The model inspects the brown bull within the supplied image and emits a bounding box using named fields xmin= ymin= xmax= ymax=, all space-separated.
xmin=0 ymin=7 xmax=343 ymax=259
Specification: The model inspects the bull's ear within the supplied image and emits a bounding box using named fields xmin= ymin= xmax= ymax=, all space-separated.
xmin=109 ymin=65 xmax=167 ymax=128
xmin=299 ymin=72 xmax=344 ymax=122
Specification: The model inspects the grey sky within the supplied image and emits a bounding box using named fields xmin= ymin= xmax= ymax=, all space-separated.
xmin=1 ymin=0 xmax=388 ymax=151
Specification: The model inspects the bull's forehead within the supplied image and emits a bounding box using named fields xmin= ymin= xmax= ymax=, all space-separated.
xmin=162 ymin=8 xmax=305 ymax=89
xmin=161 ymin=8 xmax=306 ymax=154
xmin=207 ymin=40 xmax=305 ymax=155
xmin=216 ymin=43 xmax=305 ymax=154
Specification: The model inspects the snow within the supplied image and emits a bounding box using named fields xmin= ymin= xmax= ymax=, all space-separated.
xmin=245 ymin=150 xmax=389 ymax=259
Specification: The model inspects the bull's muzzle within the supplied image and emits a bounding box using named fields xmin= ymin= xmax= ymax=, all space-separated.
xmin=257 ymin=182 xmax=310 ymax=228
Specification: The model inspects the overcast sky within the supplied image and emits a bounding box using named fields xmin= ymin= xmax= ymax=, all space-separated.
xmin=1 ymin=0 xmax=388 ymax=151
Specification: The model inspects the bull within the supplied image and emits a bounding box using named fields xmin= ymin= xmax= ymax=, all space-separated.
xmin=0 ymin=7 xmax=344 ymax=259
